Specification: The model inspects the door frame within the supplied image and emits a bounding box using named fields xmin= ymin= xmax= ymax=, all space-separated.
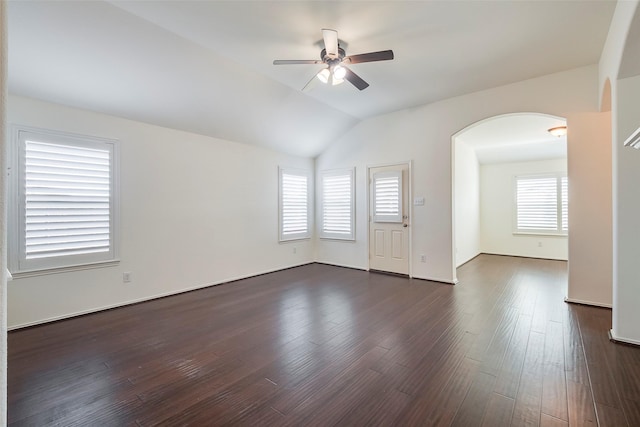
xmin=366 ymin=160 xmax=413 ymax=278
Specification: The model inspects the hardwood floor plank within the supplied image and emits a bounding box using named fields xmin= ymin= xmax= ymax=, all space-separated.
xmin=340 ymin=388 xmax=412 ymax=426
xmin=449 ymin=371 xmax=497 ymax=427
xmin=620 ymin=398 xmax=640 ymax=426
xmin=567 ymin=379 xmax=597 ymax=426
xmin=493 ymin=314 xmax=533 ymax=398
xmin=563 ymin=306 xmax=590 ymax=386
xmin=541 ymin=320 xmax=568 ymax=421
xmin=596 ymin=402 xmax=629 ymax=427
xmin=480 ymin=393 xmax=515 ymax=427
xmin=7 ymin=255 xmax=640 ymax=426
xmin=510 ymin=331 xmax=545 ymax=427
xmin=540 ymin=413 xmax=569 ymax=427
xmin=406 ymin=356 xmax=480 ymax=426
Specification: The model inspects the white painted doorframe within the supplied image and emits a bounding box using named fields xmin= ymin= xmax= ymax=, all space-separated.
xmin=366 ymin=161 xmax=413 ymax=278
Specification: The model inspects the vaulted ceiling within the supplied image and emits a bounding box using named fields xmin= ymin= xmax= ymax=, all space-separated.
xmin=7 ymin=1 xmax=616 ymax=157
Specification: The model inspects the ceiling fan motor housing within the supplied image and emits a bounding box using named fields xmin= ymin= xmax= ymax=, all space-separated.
xmin=321 ymin=47 xmax=346 ymax=65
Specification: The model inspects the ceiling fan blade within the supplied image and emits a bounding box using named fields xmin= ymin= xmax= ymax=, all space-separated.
xmin=273 ymin=59 xmax=323 ymax=65
xmin=344 ymin=50 xmax=394 ymax=64
xmin=322 ymin=29 xmax=339 ymax=56
xmin=343 ymin=67 xmax=369 ymax=91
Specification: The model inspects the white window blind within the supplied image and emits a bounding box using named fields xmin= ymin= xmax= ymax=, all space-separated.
xmin=9 ymin=127 xmax=119 ymax=274
xmin=320 ymin=169 xmax=354 ymax=240
xmin=373 ymin=171 xmax=402 ymax=223
xmin=515 ymin=174 xmax=567 ymax=234
xmin=25 ymin=141 xmax=111 ymax=259
xmin=279 ymin=168 xmax=311 ymax=241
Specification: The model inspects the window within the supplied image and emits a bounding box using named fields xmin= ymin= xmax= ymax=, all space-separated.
xmin=9 ymin=126 xmax=119 ymax=275
xmin=373 ymin=170 xmax=402 ymax=223
xmin=320 ymin=168 xmax=355 ymax=240
xmin=515 ymin=173 xmax=568 ymax=234
xmin=279 ymin=167 xmax=311 ymax=241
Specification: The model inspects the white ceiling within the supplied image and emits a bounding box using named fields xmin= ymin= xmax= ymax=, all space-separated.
xmin=456 ymin=113 xmax=567 ymax=164
xmin=7 ymin=1 xmax=615 ymax=157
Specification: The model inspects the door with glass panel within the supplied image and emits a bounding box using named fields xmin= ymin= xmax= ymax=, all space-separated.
xmin=369 ymin=164 xmax=409 ymax=275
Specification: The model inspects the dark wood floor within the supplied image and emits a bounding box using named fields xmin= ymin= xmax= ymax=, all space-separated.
xmin=7 ymin=255 xmax=640 ymax=426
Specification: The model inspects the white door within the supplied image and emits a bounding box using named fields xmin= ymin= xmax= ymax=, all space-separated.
xmin=369 ymin=164 xmax=410 ymax=275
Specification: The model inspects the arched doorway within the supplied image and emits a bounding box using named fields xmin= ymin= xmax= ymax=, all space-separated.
xmin=451 ymin=112 xmax=567 ymax=282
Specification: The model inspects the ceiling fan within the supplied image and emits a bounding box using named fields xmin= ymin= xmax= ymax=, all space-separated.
xmin=273 ymin=29 xmax=394 ymax=91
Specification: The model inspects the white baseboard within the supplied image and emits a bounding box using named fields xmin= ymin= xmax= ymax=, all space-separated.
xmin=609 ymin=329 xmax=640 ymax=346
xmin=412 ymin=275 xmax=457 ymax=285
xmin=8 ymin=261 xmax=313 ymax=330
xmin=564 ymin=297 xmax=612 ymax=309
xmin=314 ymin=261 xmax=367 ymax=271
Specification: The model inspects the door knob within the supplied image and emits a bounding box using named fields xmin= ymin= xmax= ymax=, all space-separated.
xmin=403 ymin=224 xmax=408 ymax=228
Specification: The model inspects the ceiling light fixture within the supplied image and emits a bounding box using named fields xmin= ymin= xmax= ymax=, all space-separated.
xmin=316 ymin=66 xmax=346 ymax=86
xmin=548 ymin=126 xmax=567 ymax=137
xmin=333 ymin=65 xmax=346 ymax=80
xmin=316 ymin=68 xmax=330 ymax=84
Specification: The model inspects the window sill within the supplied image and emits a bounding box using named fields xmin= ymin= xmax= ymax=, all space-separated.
xmin=319 ymin=237 xmax=356 ymax=242
xmin=512 ymin=232 xmax=568 ymax=237
xmin=9 ymin=259 xmax=120 ymax=279
xmin=279 ymin=237 xmax=311 ymax=243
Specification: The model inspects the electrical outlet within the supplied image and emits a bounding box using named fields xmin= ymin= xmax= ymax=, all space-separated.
xmin=538 ymin=242 xmax=542 ymax=247
xmin=420 ymin=254 xmax=426 ymax=263
xmin=123 ymin=272 xmax=131 ymax=283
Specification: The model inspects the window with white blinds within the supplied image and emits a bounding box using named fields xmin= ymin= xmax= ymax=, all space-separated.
xmin=515 ymin=174 xmax=568 ymax=234
xmin=279 ymin=168 xmax=311 ymax=241
xmin=373 ymin=171 xmax=402 ymax=223
xmin=9 ymin=127 xmax=119 ymax=274
xmin=320 ymin=169 xmax=355 ymax=240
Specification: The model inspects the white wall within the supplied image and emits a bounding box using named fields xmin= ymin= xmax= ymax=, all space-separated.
xmin=598 ymin=0 xmax=640 ymax=345
xmin=566 ymin=112 xmax=612 ymax=307
xmin=454 ymin=141 xmax=480 ymax=267
xmin=480 ymin=159 xmax=568 ymax=260
xmin=7 ymin=95 xmax=314 ymax=328
xmin=614 ymin=74 xmax=640 ymax=343
xmin=315 ymin=65 xmax=598 ymax=283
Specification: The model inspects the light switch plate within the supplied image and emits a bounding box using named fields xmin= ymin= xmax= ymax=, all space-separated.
xmin=413 ymin=197 xmax=425 ymax=206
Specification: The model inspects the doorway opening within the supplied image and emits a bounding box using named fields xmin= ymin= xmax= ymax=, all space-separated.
xmin=451 ymin=113 xmax=568 ymax=282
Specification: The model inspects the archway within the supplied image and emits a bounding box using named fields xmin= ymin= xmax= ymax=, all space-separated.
xmin=451 ymin=112 xmax=567 ymax=283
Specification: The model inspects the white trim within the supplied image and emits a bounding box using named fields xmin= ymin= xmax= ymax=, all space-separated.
xmin=564 ymin=297 xmax=612 ymax=309
xmin=315 ymin=261 xmax=367 ymax=271
xmin=609 ymin=329 xmax=640 ymax=346
xmin=412 ymin=274 xmax=458 ymax=285
xmin=8 ymin=124 xmax=120 ymax=275
xmin=8 ymin=262 xmax=313 ymax=330
xmin=482 ymin=251 xmax=568 ymax=262
xmin=512 ymin=231 xmax=568 ymax=237
xmin=9 ymin=259 xmax=120 ymax=279
xmin=408 ymin=160 xmax=413 ymax=279
xmin=623 ymin=126 xmax=640 ymax=149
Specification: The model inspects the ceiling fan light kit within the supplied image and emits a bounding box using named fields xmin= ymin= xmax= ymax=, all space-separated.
xmin=273 ymin=29 xmax=394 ymax=91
